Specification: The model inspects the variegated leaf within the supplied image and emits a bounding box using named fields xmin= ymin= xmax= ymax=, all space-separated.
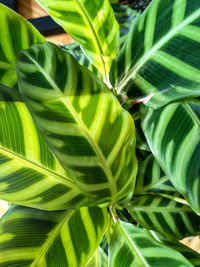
xmin=16 ymin=42 xmax=138 ymax=206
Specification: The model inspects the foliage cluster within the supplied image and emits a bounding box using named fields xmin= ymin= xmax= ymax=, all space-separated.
xmin=0 ymin=0 xmax=200 ymax=266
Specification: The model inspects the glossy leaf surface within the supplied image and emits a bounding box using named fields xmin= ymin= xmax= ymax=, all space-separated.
xmin=16 ymin=42 xmax=137 ymax=206
xmin=128 ymin=194 xmax=200 ymax=240
xmin=0 ymin=84 xmax=88 ymax=210
xmin=0 ymin=3 xmax=45 ymax=90
xmin=109 ymin=220 xmax=192 ymax=266
xmin=111 ymin=0 xmax=200 ymax=108
xmin=142 ymin=101 xmax=200 ymax=213
xmin=37 ymin=0 xmax=119 ymax=76
xmin=0 ymin=205 xmax=108 ymax=267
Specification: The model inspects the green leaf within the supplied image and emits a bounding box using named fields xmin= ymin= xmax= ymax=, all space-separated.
xmin=0 ymin=83 xmax=89 ymax=210
xmin=148 ymin=231 xmax=200 ymax=267
xmin=36 ymin=0 xmax=119 ymax=77
xmin=141 ymin=100 xmax=200 ymax=213
xmin=127 ymin=194 xmax=200 ymax=240
xmin=135 ymin=154 xmax=175 ymax=194
xmin=111 ymin=0 xmax=200 ymax=108
xmin=0 ymin=3 xmax=45 ymax=90
xmin=0 ymin=205 xmax=108 ymax=267
xmin=16 ymin=42 xmax=138 ymax=206
xmin=112 ymin=4 xmax=139 ymax=37
xmin=109 ymin=220 xmax=193 ymax=266
xmin=86 ymin=247 xmax=108 ymax=267
xmin=60 ymin=43 xmax=102 ymax=79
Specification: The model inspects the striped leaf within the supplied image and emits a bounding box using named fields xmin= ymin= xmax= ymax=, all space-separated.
xmin=0 ymin=205 xmax=108 ymax=267
xmin=109 ymin=220 xmax=192 ymax=266
xmin=0 ymin=83 xmax=89 ymax=210
xmin=141 ymin=100 xmax=200 ymax=213
xmin=86 ymin=247 xmax=108 ymax=267
xmin=135 ymin=154 xmax=175 ymax=194
xmin=60 ymin=43 xmax=102 ymax=79
xmin=36 ymin=0 xmax=119 ymax=77
xmin=16 ymin=42 xmax=138 ymax=206
xmin=112 ymin=4 xmax=139 ymax=37
xmin=149 ymin=231 xmax=200 ymax=266
xmin=110 ymin=0 xmax=200 ymax=108
xmin=127 ymin=194 xmax=200 ymax=240
xmin=0 ymin=3 xmax=45 ymax=90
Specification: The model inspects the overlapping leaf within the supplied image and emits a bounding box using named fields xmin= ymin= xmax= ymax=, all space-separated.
xmin=112 ymin=4 xmax=139 ymax=37
xmin=127 ymin=194 xmax=200 ymax=240
xmin=36 ymin=0 xmax=119 ymax=77
xmin=109 ymin=220 xmax=192 ymax=266
xmin=16 ymin=42 xmax=138 ymax=206
xmin=0 ymin=83 xmax=89 ymax=210
xmin=148 ymin=231 xmax=200 ymax=266
xmin=0 ymin=205 xmax=108 ymax=267
xmin=135 ymin=154 xmax=175 ymax=194
xmin=110 ymin=0 xmax=200 ymax=108
xmin=86 ymin=247 xmax=108 ymax=267
xmin=142 ymin=100 xmax=200 ymax=213
xmin=0 ymin=3 xmax=45 ymax=90
xmin=61 ymin=43 xmax=102 ymax=79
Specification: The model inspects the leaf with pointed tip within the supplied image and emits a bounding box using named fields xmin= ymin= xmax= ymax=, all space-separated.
xmin=0 ymin=205 xmax=108 ymax=267
xmin=0 ymin=83 xmax=89 ymax=210
xmin=16 ymin=42 xmax=138 ymax=206
xmin=0 ymin=3 xmax=45 ymax=90
xmin=127 ymin=194 xmax=200 ymax=240
xmin=111 ymin=0 xmax=200 ymax=108
xmin=135 ymin=154 xmax=175 ymax=194
xmin=142 ymin=100 xmax=200 ymax=213
xmin=36 ymin=0 xmax=119 ymax=76
xmin=109 ymin=220 xmax=193 ymax=266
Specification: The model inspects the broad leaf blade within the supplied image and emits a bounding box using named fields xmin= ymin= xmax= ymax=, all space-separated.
xmin=135 ymin=154 xmax=175 ymax=194
xmin=0 ymin=84 xmax=88 ymax=210
xmin=109 ymin=220 xmax=192 ymax=266
xmin=36 ymin=0 xmax=119 ymax=76
xmin=142 ymin=100 xmax=200 ymax=213
xmin=128 ymin=194 xmax=200 ymax=240
xmin=0 ymin=205 xmax=108 ymax=267
xmin=0 ymin=3 xmax=45 ymax=90
xmin=111 ymin=0 xmax=200 ymax=108
xmin=16 ymin=42 xmax=138 ymax=206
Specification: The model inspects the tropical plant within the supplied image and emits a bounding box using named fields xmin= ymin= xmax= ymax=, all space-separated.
xmin=0 ymin=0 xmax=200 ymax=266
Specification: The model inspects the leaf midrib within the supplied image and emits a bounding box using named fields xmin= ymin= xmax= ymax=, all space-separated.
xmin=73 ymin=0 xmax=106 ymax=78
xmin=183 ymin=103 xmax=200 ymax=129
xmin=0 ymin=146 xmax=77 ymax=188
xmin=31 ymin=210 xmax=73 ymax=266
xmin=118 ymin=222 xmax=149 ymax=267
xmin=130 ymin=206 xmax=191 ymax=212
xmin=117 ymin=8 xmax=200 ymax=93
xmin=24 ymin=52 xmax=117 ymax=202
